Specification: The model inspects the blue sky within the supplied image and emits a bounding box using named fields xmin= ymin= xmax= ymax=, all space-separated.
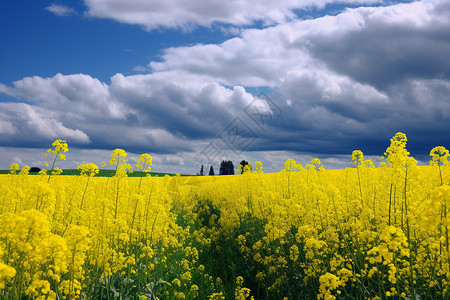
xmin=0 ymin=0 xmax=231 ymax=84
xmin=1 ymin=0 xmax=449 ymax=174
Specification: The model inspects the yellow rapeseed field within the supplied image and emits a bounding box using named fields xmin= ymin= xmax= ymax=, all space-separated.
xmin=1 ymin=133 xmax=450 ymax=299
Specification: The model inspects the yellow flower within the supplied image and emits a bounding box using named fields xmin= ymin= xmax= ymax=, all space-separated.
xmin=181 ymin=271 xmax=192 ymax=282
xmin=209 ymin=292 xmax=225 ymax=300
xmin=77 ymin=163 xmax=99 ymax=177
xmin=51 ymin=167 xmax=63 ymax=175
xmin=9 ymin=163 xmax=19 ymax=174
xmin=136 ymin=153 xmax=152 ymax=172
xmin=255 ymin=161 xmax=263 ymax=172
xmin=284 ymin=159 xmax=297 ymax=171
xmin=0 ymin=262 xmax=16 ymax=289
xmin=351 ymin=150 xmax=364 ymax=166
xmin=289 ymin=245 xmax=299 ymax=262
xmin=429 ymin=146 xmax=449 ymax=166
xmin=172 ymin=278 xmax=181 ymax=287
xmin=236 ymin=276 xmax=244 ymax=286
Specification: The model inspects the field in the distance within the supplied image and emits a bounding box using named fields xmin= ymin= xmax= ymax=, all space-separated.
xmin=0 ymin=169 xmax=184 ymax=177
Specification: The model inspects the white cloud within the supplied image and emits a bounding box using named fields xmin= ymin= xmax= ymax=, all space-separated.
xmin=12 ymin=156 xmax=24 ymax=166
xmin=83 ymin=0 xmax=382 ymax=30
xmin=10 ymin=73 xmax=125 ymax=120
xmin=46 ymin=4 xmax=76 ymax=16
xmin=0 ymin=83 xmax=18 ymax=97
xmin=0 ymin=71 xmax=260 ymax=154
xmin=132 ymin=65 xmax=148 ymax=72
xmin=149 ymin=0 xmax=450 ymax=90
xmin=0 ymin=102 xmax=90 ymax=144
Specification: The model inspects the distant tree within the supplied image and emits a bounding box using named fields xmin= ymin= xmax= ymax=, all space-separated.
xmin=228 ymin=161 xmax=234 ymax=175
xmin=209 ymin=166 xmax=215 ymax=175
xmin=219 ymin=160 xmax=234 ymax=175
xmin=238 ymin=160 xmax=251 ymax=174
xmin=219 ymin=161 xmax=226 ymax=175
xmin=199 ymin=164 xmax=205 ymax=176
xmin=29 ymin=167 xmax=41 ymax=173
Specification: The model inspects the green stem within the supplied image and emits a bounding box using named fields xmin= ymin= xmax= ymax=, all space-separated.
xmin=357 ymin=165 xmax=363 ymax=209
xmin=80 ymin=176 xmax=91 ymax=210
xmin=47 ymin=151 xmax=59 ymax=183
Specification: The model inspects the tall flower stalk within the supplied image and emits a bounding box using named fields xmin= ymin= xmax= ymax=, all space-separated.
xmin=44 ymin=139 xmax=68 ymax=182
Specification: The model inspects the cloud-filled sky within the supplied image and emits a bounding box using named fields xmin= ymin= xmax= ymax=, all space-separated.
xmin=1 ymin=0 xmax=449 ymax=174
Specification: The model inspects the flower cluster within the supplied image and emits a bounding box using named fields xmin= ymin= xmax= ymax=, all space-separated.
xmin=2 ymin=133 xmax=450 ymax=299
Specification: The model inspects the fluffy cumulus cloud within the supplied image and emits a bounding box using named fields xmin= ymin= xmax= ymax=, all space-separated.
xmin=83 ymin=0 xmax=382 ymax=30
xmin=150 ymin=0 xmax=450 ymax=89
xmin=2 ymin=0 xmax=450 ymax=173
xmin=0 ymin=102 xmax=90 ymax=147
xmin=0 ymin=72 xmax=258 ymax=157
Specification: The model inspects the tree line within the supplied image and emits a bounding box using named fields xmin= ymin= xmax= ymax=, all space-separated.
xmin=197 ymin=160 xmax=251 ymax=176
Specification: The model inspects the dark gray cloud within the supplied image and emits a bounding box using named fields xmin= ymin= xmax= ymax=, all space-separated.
xmin=307 ymin=21 xmax=450 ymax=90
xmin=249 ymin=77 xmax=450 ymax=156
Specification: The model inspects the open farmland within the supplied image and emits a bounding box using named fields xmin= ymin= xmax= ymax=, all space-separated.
xmin=1 ymin=134 xmax=450 ymax=300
